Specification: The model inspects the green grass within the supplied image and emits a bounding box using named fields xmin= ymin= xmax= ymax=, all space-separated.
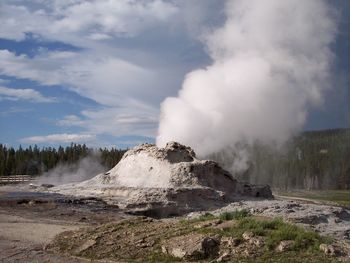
xmin=187 ymin=210 xmax=330 ymax=252
xmin=193 ymin=214 xmax=332 ymax=253
xmin=198 ymin=212 xmax=216 ymax=221
xmin=219 ymin=209 xmax=250 ymax=221
xmin=238 ymin=217 xmax=331 ymax=251
xmin=277 ymin=190 xmax=350 ymax=206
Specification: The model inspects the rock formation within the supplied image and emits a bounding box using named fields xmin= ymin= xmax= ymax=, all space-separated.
xmin=52 ymin=142 xmax=272 ymax=217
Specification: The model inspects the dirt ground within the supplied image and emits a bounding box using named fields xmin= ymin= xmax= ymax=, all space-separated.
xmin=0 ymin=186 xmax=126 ymax=262
xmin=1 ymin=185 xmax=350 ymax=262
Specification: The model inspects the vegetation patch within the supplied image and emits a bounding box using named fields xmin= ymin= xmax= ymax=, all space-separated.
xmin=48 ymin=211 xmax=337 ymax=262
xmin=219 ymin=209 xmax=250 ymax=221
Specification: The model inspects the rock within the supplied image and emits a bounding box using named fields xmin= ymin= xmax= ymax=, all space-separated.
xmin=194 ymin=222 xmax=212 ymax=229
xmin=73 ymin=239 xmax=96 ymax=254
xmin=215 ymin=220 xmax=237 ymax=230
xmin=216 ymin=252 xmax=230 ymax=262
xmin=249 ymin=237 xmax=264 ymax=247
xmin=242 ymin=231 xmax=254 ymax=241
xmin=343 ymin=229 xmax=350 ymax=239
xmin=293 ymin=214 xmax=328 ymax=225
xmin=334 ymin=218 xmax=342 ymax=223
xmin=52 ymin=142 xmax=273 ymax=217
xmin=237 ymin=183 xmax=273 ymax=199
xmin=221 ymin=237 xmax=240 ymax=247
xmin=333 ymin=209 xmax=350 ymax=221
xmin=28 ymin=200 xmax=36 ymax=206
xmin=243 ymin=247 xmax=256 ymax=257
xmin=276 ymin=240 xmax=295 ymax=252
xmin=162 ymin=234 xmax=220 ymax=260
xmin=41 ymin=183 xmax=55 ymax=188
xmin=286 ymin=203 xmax=301 ymax=209
xmin=195 ymin=219 xmax=222 ymax=229
xmin=319 ymin=244 xmax=336 ymax=256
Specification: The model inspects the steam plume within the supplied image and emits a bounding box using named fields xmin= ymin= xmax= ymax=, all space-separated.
xmin=157 ymin=0 xmax=337 ymax=160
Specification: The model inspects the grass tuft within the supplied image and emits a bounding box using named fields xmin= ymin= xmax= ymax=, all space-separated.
xmin=219 ymin=209 xmax=251 ymax=221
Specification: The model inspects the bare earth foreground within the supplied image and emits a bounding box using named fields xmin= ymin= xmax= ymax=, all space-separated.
xmin=0 ymin=186 xmax=125 ymax=262
xmin=1 ymin=185 xmax=350 ymax=262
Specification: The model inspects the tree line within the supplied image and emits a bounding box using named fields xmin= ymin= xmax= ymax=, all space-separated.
xmin=0 ymin=143 xmax=126 ymax=176
xmin=1 ymin=128 xmax=349 ymax=189
xmin=213 ymin=128 xmax=350 ymax=190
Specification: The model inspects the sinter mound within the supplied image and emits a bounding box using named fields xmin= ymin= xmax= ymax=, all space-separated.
xmin=52 ymin=142 xmax=272 ymax=217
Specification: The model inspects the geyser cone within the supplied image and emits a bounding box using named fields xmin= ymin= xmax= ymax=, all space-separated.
xmin=51 ymin=142 xmax=272 ymax=217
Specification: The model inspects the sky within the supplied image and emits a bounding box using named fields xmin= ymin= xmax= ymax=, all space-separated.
xmin=0 ymin=0 xmax=349 ymax=149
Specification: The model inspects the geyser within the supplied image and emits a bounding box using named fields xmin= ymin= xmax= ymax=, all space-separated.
xmin=51 ymin=142 xmax=272 ymax=217
xmin=157 ymin=0 xmax=337 ymax=160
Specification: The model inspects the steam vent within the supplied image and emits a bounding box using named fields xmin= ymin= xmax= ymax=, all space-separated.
xmin=53 ymin=142 xmax=272 ymax=217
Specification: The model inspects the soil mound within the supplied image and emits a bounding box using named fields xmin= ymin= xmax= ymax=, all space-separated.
xmin=52 ymin=142 xmax=272 ymax=217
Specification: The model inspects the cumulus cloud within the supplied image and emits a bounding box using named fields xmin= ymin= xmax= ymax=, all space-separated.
xmin=19 ymin=133 xmax=96 ymax=144
xmin=0 ymin=86 xmax=55 ymax=102
xmin=0 ymin=0 xmax=178 ymax=43
xmin=157 ymin=0 xmax=337 ymax=157
xmin=0 ymin=0 xmax=209 ymax=142
xmin=58 ymin=103 xmax=158 ymax=138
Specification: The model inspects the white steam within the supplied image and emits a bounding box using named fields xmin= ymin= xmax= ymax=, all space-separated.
xmin=157 ymin=0 xmax=337 ymax=159
xmin=36 ymin=155 xmax=105 ymax=185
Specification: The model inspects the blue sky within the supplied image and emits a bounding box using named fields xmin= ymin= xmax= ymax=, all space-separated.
xmin=0 ymin=0 xmax=349 ymax=149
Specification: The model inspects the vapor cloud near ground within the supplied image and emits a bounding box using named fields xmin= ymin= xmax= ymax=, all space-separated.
xmin=37 ymin=154 xmax=105 ymax=185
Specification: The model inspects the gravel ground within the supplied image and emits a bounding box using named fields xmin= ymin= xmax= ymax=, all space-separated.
xmin=0 ymin=185 xmax=126 ymax=263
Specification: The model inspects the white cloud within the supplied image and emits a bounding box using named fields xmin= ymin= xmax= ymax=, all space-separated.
xmin=57 ymin=115 xmax=84 ymax=126
xmin=0 ymin=86 xmax=55 ymax=102
xmin=0 ymin=0 xmax=212 ymax=142
xmin=58 ymin=104 xmax=158 ymax=138
xmin=0 ymin=50 xmax=64 ymax=86
xmin=0 ymin=0 xmax=178 ymax=44
xmin=0 ymin=49 xmax=161 ymax=107
xmin=0 ymin=106 xmax=33 ymax=117
xmin=19 ymin=133 xmax=96 ymax=144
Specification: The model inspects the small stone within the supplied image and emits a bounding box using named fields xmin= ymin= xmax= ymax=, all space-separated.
xmin=334 ymin=218 xmax=342 ymax=223
xmin=221 ymin=237 xmax=240 ymax=247
xmin=242 ymin=231 xmax=254 ymax=241
xmin=212 ymin=219 xmax=223 ymax=226
xmin=216 ymin=252 xmax=230 ymax=262
xmin=194 ymin=222 xmax=212 ymax=229
xmin=249 ymin=237 xmax=264 ymax=247
xmin=285 ymin=209 xmax=295 ymax=213
xmin=343 ymin=229 xmax=350 ymax=239
xmin=73 ymin=239 xmax=96 ymax=254
xmin=319 ymin=244 xmax=336 ymax=256
xmin=243 ymin=248 xmax=255 ymax=257
xmin=161 ymin=245 xmax=168 ymax=254
xmin=162 ymin=234 xmax=220 ymax=259
xmin=276 ymin=240 xmax=294 ymax=252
